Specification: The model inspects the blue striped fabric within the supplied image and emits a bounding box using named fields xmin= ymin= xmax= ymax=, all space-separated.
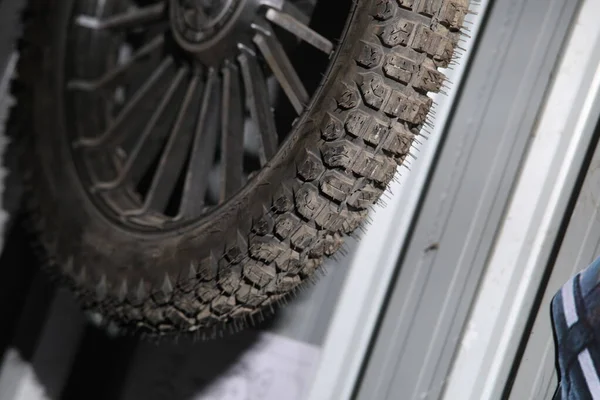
xmin=552 ymin=257 xmax=600 ymax=399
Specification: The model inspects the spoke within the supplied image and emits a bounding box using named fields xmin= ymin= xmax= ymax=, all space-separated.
xmin=76 ymin=57 xmax=173 ymax=148
xmin=75 ymin=3 xmax=166 ymax=30
xmin=253 ymin=28 xmax=309 ymax=114
xmin=281 ymin=1 xmax=311 ymax=25
xmin=265 ymin=8 xmax=333 ymax=54
xmin=259 ymin=0 xmax=310 ymax=25
xmin=238 ymin=50 xmax=278 ymax=165
xmin=124 ymin=72 xmax=201 ymax=216
xmin=68 ymin=35 xmax=164 ymax=92
xmin=219 ymin=62 xmax=245 ymax=201
xmin=178 ymin=69 xmax=221 ymax=219
xmin=93 ymin=67 xmax=187 ymax=191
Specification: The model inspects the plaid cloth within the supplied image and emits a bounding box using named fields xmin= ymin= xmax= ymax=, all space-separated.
xmin=552 ymin=257 xmax=600 ymax=399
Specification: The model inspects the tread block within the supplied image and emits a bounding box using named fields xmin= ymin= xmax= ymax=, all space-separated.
xmin=321 ymin=112 xmax=345 ymax=141
xmin=341 ymin=209 xmax=368 ymax=233
xmin=324 ymin=233 xmax=345 ymax=256
xmin=295 ymin=184 xmax=328 ymax=220
xmin=411 ymin=25 xmax=441 ymax=53
xmin=438 ymin=0 xmax=468 ymax=29
xmin=297 ymin=150 xmax=326 ymax=181
xmin=272 ymin=184 xmax=294 ymax=213
xmin=414 ymin=63 xmax=445 ymax=92
xmin=372 ymin=0 xmax=397 ymax=20
xmin=236 ymin=284 xmax=267 ymax=307
xmin=396 ymin=0 xmax=417 ymax=9
xmin=377 ymin=19 xmax=416 ymax=47
xmin=434 ymin=37 xmax=456 ymax=66
xmin=352 ymin=151 xmax=397 ymax=183
xmin=276 ymin=275 xmax=301 ymax=292
xmin=321 ymin=170 xmax=354 ymax=202
xmin=418 ymin=0 xmax=444 ymax=17
xmin=261 ymin=293 xmax=285 ymax=307
xmin=196 ymin=283 xmax=220 ymax=302
xmin=321 ymin=140 xmax=361 ymax=169
xmin=384 ymin=90 xmax=432 ymax=124
xmin=195 ymin=307 xmax=221 ymax=326
xmin=230 ymin=306 xmax=254 ymax=318
xmin=314 ymin=205 xmax=368 ymax=234
xmin=122 ymin=306 xmax=141 ymax=323
xmin=356 ymin=41 xmax=384 ymax=68
xmin=218 ymin=269 xmax=242 ymax=294
xmin=274 ymin=249 xmax=301 ymax=273
xmin=404 ymin=95 xmax=432 ymax=124
xmin=382 ymin=88 xmax=410 ymax=118
xmin=310 ymin=233 xmax=345 ymax=257
xmin=252 ymin=209 xmax=275 ymax=235
xmin=174 ymin=293 xmax=202 ymax=316
xmin=249 ymin=235 xmax=286 ymax=263
xmin=301 ymin=258 xmax=322 ymax=277
xmin=243 ymin=260 xmax=277 ymax=288
xmin=290 ymin=224 xmax=318 ymax=251
xmin=142 ymin=304 xmax=165 ymax=326
xmin=364 ymin=119 xmax=390 ymax=146
xmin=412 ymin=25 xmax=455 ymax=66
xmin=211 ymin=295 xmax=236 ymax=315
xmin=348 ymin=184 xmax=384 ymax=209
xmin=166 ymin=308 xmax=196 ymax=328
xmin=336 ymin=82 xmax=360 ymax=109
xmin=274 ymin=213 xmax=302 ymax=240
xmin=345 ymin=110 xmax=372 ymax=138
xmin=314 ymin=205 xmax=344 ymax=231
xmin=383 ymin=124 xmax=413 ymax=156
xmin=383 ymin=52 xmax=418 ymax=84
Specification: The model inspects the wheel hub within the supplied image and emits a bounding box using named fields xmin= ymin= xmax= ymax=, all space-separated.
xmin=170 ymin=0 xmax=257 ymax=63
xmin=170 ymin=0 xmax=239 ymax=44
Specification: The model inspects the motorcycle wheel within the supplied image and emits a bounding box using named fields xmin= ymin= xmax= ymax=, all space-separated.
xmin=10 ymin=0 xmax=468 ymax=336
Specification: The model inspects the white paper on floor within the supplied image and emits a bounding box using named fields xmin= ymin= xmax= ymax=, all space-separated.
xmin=192 ymin=332 xmax=320 ymax=400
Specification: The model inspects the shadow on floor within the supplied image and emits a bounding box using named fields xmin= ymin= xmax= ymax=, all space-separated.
xmin=0 ymin=218 xmax=278 ymax=400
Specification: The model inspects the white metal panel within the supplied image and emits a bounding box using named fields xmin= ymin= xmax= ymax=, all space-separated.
xmin=443 ymin=1 xmax=600 ymax=398
xmin=507 ymin=140 xmax=600 ymax=399
xmin=354 ymin=0 xmax=579 ymax=396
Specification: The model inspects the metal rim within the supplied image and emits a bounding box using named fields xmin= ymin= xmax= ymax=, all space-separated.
xmin=63 ymin=0 xmax=342 ymax=231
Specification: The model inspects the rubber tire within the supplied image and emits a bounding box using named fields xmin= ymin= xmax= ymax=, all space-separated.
xmin=12 ymin=0 xmax=468 ymax=336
